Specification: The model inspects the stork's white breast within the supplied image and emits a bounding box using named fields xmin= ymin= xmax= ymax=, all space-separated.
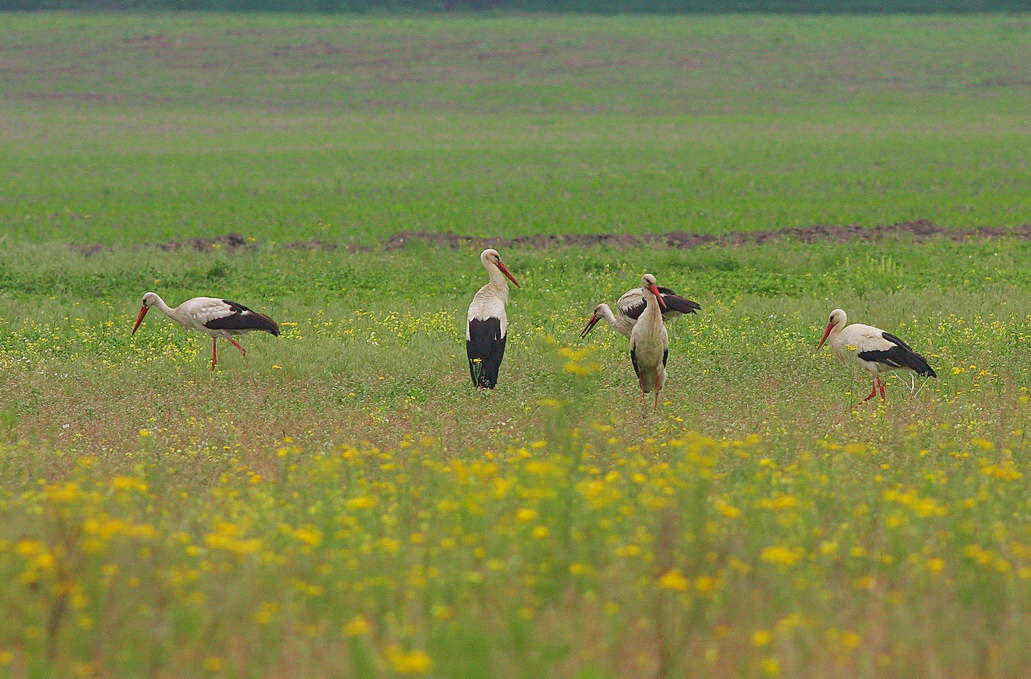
xmin=630 ymin=313 xmax=668 ymax=368
xmin=466 ymin=286 xmax=508 ymax=340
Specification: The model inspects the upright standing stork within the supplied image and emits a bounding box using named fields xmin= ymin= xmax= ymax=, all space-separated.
xmin=817 ymin=308 xmax=937 ymax=405
xmin=581 ymin=285 xmax=700 ymax=339
xmin=466 ymin=249 xmax=520 ymax=389
xmin=629 ymin=274 xmax=669 ymax=410
xmin=132 ymin=292 xmax=280 ymax=370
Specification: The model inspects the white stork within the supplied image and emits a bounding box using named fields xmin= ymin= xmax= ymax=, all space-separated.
xmin=817 ymin=308 xmax=937 ymax=405
xmin=629 ymin=274 xmax=669 ymax=410
xmin=466 ymin=248 xmax=520 ymax=389
xmin=132 ymin=292 xmax=280 ymax=370
xmin=580 ymin=285 xmax=700 ymax=338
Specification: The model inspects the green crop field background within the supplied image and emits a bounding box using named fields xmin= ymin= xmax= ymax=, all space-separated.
xmin=1 ymin=13 xmax=1029 ymax=244
xmin=0 ymin=11 xmax=1029 ymax=679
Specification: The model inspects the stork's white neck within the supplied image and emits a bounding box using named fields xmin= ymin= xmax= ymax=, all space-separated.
xmin=632 ymin=288 xmax=661 ymax=330
xmin=146 ymin=294 xmax=188 ymax=326
xmin=824 ymin=314 xmax=851 ymax=363
xmin=598 ymin=303 xmax=633 ymax=337
xmin=149 ymin=294 xmax=176 ymax=316
xmin=478 ymin=259 xmax=512 ymax=304
xmin=483 ymin=261 xmax=510 ymax=288
xmin=828 ymin=312 xmax=848 ymax=341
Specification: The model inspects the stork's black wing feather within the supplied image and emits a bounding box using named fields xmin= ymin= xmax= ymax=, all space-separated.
xmin=204 ymin=300 xmax=280 ymax=336
xmin=622 ymin=287 xmax=700 ymax=321
xmin=621 ymin=298 xmax=647 ymax=321
xmin=858 ymin=332 xmax=936 ymax=377
xmin=881 ymin=332 xmax=913 ymax=351
xmin=629 ymin=347 xmax=641 ymax=379
xmin=663 ymin=348 xmax=669 ymax=368
xmin=467 ymin=318 xmax=507 ymax=389
xmin=660 ymin=290 xmax=701 ymax=316
xmin=223 ymin=300 xmax=254 ymax=314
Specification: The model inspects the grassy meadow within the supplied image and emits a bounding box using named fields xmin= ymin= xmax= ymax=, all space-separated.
xmin=1 ymin=13 xmax=1029 ymax=244
xmin=0 ymin=11 xmax=1030 ymax=679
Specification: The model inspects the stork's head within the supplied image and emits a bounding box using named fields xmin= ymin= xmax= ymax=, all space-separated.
xmin=641 ymin=274 xmax=666 ymax=309
xmin=580 ymin=303 xmax=608 ymax=338
xmin=817 ymin=308 xmax=847 ymax=349
xmin=132 ymin=292 xmax=159 ymax=335
xmin=481 ymin=248 xmax=520 ymax=288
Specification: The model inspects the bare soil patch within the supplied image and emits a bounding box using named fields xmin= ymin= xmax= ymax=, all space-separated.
xmin=68 ymin=220 xmax=1031 ymax=256
xmin=380 ymin=219 xmax=1031 ymax=251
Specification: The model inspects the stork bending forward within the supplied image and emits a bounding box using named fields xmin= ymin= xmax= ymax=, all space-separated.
xmin=466 ymin=249 xmax=520 ymax=389
xmin=817 ymin=308 xmax=936 ymax=405
xmin=581 ymin=285 xmax=699 ymax=339
xmin=132 ymin=293 xmax=280 ymax=370
xmin=629 ymin=274 xmax=669 ymax=410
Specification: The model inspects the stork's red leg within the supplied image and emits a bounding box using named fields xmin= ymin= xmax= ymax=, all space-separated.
xmin=878 ymin=376 xmax=886 ymax=401
xmin=227 ymin=337 xmax=247 ymax=357
xmin=858 ymin=376 xmax=878 ymax=404
xmin=211 ymin=338 xmax=217 ymax=371
xmin=654 ymin=387 xmax=661 ymax=411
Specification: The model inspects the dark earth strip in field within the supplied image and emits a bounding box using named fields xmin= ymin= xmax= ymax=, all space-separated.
xmin=68 ymin=220 xmax=1031 ymax=255
xmin=382 ymin=220 xmax=1031 ymax=251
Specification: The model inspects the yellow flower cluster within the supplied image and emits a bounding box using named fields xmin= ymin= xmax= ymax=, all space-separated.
xmin=0 ymin=423 xmax=1025 ymax=677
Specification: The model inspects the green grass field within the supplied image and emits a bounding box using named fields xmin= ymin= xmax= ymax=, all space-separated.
xmin=1 ymin=13 xmax=1029 ymax=244
xmin=0 ymin=11 xmax=1029 ymax=679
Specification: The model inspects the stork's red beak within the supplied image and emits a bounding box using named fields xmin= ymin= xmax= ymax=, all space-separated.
xmin=580 ymin=313 xmax=600 ymax=339
xmin=132 ymin=306 xmax=148 ymax=335
xmin=649 ymin=284 xmax=666 ymax=309
xmin=817 ymin=321 xmax=835 ymax=350
xmin=497 ymin=261 xmax=520 ymax=288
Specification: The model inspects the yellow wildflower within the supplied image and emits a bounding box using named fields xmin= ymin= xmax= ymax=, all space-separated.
xmin=656 ymin=568 xmax=690 ymax=591
xmin=385 ymin=646 xmax=432 ymax=674
xmin=342 ymin=616 xmax=371 ymax=637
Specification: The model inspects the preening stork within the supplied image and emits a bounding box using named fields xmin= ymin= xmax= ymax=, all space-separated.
xmin=132 ymin=292 xmax=280 ymax=370
xmin=817 ymin=308 xmax=937 ymax=405
xmin=629 ymin=274 xmax=669 ymax=410
xmin=466 ymin=249 xmax=520 ymax=389
xmin=580 ymin=285 xmax=700 ymax=339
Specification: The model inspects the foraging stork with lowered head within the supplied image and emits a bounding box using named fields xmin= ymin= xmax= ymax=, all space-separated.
xmin=629 ymin=274 xmax=669 ymax=410
xmin=132 ymin=293 xmax=280 ymax=370
xmin=817 ymin=308 xmax=937 ymax=405
xmin=466 ymin=249 xmax=521 ymax=389
xmin=580 ymin=285 xmax=700 ymax=339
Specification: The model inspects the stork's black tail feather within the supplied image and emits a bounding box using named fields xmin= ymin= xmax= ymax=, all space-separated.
xmin=884 ymin=349 xmax=936 ymax=377
xmin=657 ymin=287 xmax=701 ymax=315
xmin=467 ymin=318 xmax=507 ymax=389
xmin=908 ymin=352 xmax=936 ymax=378
xmin=859 ymin=331 xmax=936 ymax=378
xmin=213 ymin=300 xmax=281 ymax=336
xmin=251 ymin=312 xmax=280 ymax=336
